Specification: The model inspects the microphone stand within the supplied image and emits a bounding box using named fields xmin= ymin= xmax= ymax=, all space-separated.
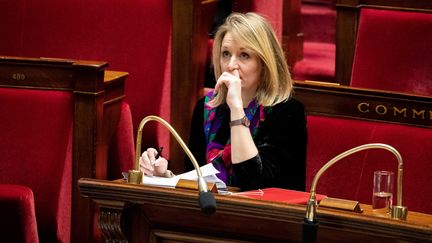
xmin=303 ymin=143 xmax=408 ymax=242
xmin=128 ymin=115 xmax=216 ymax=214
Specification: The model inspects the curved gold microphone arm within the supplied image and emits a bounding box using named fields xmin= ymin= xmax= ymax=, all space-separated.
xmin=305 ymin=143 xmax=407 ymax=223
xmin=128 ymin=115 xmax=216 ymax=214
xmin=128 ymin=115 xmax=203 ymax=183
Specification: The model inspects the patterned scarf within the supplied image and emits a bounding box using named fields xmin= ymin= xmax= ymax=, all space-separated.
xmin=203 ymin=91 xmax=271 ymax=186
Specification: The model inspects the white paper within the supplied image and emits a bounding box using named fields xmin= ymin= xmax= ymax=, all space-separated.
xmin=176 ymin=163 xmax=221 ymax=180
xmin=142 ymin=176 xmax=179 ymax=188
xmin=204 ymin=173 xmax=227 ymax=190
xmin=142 ymin=163 xmax=226 ymax=189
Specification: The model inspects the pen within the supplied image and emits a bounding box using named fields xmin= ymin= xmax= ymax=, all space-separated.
xmin=155 ymin=146 xmax=163 ymax=160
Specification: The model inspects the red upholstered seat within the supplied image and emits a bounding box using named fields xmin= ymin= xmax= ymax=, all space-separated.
xmin=0 ymin=184 xmax=39 ymax=243
xmin=306 ymin=115 xmax=432 ymax=214
xmin=350 ymin=8 xmax=432 ymax=96
xmin=108 ymin=101 xmax=135 ymax=179
xmin=0 ymin=88 xmax=73 ymax=242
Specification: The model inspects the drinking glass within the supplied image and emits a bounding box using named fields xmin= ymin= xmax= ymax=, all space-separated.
xmin=372 ymin=171 xmax=394 ymax=213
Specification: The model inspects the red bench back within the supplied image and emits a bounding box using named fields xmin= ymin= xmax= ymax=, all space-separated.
xmin=0 ymin=87 xmax=73 ymax=242
xmin=306 ymin=115 xmax=432 ymax=214
xmin=351 ymin=8 xmax=432 ymax=96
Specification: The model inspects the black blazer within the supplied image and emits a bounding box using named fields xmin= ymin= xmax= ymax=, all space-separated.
xmin=185 ymin=97 xmax=308 ymax=191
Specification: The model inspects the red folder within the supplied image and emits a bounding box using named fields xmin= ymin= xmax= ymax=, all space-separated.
xmin=233 ymin=188 xmax=326 ymax=204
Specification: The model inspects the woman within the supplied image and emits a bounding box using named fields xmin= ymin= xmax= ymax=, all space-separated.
xmin=141 ymin=12 xmax=307 ymax=191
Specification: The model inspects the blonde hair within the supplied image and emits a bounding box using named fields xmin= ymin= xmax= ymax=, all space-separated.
xmin=211 ymin=12 xmax=292 ymax=107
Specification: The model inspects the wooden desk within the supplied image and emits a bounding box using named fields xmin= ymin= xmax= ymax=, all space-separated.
xmin=79 ymin=178 xmax=432 ymax=242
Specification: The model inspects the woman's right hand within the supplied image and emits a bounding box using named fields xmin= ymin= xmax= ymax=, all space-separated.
xmin=214 ymin=70 xmax=243 ymax=110
xmin=139 ymin=147 xmax=168 ymax=177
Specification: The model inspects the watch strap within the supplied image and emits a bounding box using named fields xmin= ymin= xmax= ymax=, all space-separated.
xmin=230 ymin=115 xmax=250 ymax=127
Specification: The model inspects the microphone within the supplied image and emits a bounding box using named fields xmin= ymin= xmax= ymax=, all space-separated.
xmin=128 ymin=115 xmax=216 ymax=214
xmin=303 ymin=143 xmax=408 ymax=242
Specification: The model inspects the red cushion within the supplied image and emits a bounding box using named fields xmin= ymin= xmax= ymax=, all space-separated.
xmin=108 ymin=102 xmax=135 ymax=179
xmin=0 ymin=184 xmax=39 ymax=243
xmin=307 ymin=115 xmax=432 ymax=214
xmin=351 ymin=8 xmax=432 ymax=96
xmin=0 ymin=88 xmax=73 ymax=242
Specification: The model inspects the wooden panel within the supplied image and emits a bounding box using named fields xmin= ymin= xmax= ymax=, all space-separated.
xmin=171 ymin=0 xmax=216 ymax=173
xmin=335 ymin=2 xmax=359 ymax=85
xmin=151 ymin=230 xmax=252 ymax=243
xmin=0 ymin=56 xmax=77 ymax=89
xmin=282 ymin=0 xmax=304 ymax=69
xmin=293 ymin=80 xmax=432 ymax=128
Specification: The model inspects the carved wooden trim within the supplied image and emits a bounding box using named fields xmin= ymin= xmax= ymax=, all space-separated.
xmin=97 ymin=201 xmax=128 ymax=243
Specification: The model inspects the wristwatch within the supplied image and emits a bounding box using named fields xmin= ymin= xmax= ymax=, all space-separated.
xmin=230 ymin=115 xmax=250 ymax=127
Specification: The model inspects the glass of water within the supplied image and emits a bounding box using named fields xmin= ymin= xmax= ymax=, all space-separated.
xmin=372 ymin=171 xmax=394 ymax=213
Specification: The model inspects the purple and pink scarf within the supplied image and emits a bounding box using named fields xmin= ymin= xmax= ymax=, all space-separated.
xmin=203 ymin=91 xmax=271 ymax=185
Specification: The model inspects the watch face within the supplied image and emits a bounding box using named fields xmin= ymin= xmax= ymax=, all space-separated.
xmin=242 ymin=116 xmax=250 ymax=127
